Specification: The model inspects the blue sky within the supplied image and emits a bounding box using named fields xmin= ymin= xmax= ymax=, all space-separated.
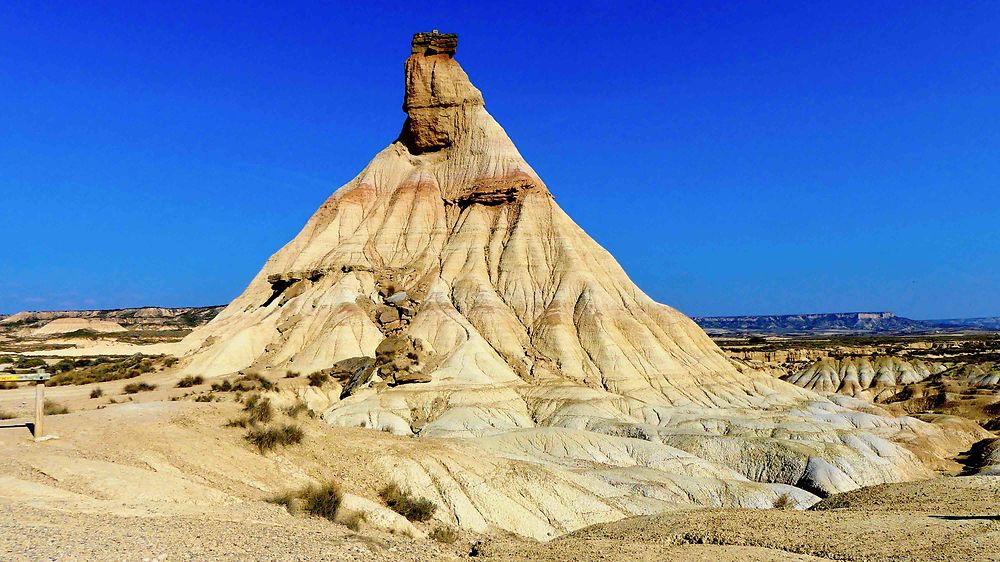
xmin=1 ymin=1 xmax=998 ymax=319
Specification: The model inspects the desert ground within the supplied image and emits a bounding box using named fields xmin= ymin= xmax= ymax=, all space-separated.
xmin=2 ymin=317 xmax=998 ymax=561
xmin=3 ymin=31 xmax=998 ymax=561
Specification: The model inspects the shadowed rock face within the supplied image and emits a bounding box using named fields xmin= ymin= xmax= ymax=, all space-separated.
xmin=176 ymin=33 xmax=981 ymax=540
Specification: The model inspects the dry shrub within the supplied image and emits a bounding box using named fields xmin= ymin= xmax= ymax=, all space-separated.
xmin=122 ymin=382 xmax=156 ymax=394
xmin=194 ymin=393 xmax=215 ymax=402
xmin=90 ymin=387 xmax=104 ymax=399
xmin=343 ymin=512 xmax=365 ymax=532
xmin=285 ymin=371 xmax=300 ymax=379
xmin=283 ymin=402 xmax=309 ymax=418
xmin=773 ymin=493 xmax=794 ymax=509
xmin=243 ymin=396 xmax=274 ymax=424
xmin=271 ymin=482 xmax=344 ymax=522
xmin=176 ymin=375 xmax=204 ymax=388
xmin=245 ymin=424 xmax=304 ymax=453
xmin=379 ymin=483 xmax=437 ymax=522
xmin=430 ymin=526 xmax=459 ymax=544
xmin=0 ymin=382 xmax=17 ymax=390
xmin=43 ymin=400 xmax=69 ymax=415
xmin=0 ymin=410 xmax=15 ymax=420
xmin=307 ymin=372 xmax=330 ymax=387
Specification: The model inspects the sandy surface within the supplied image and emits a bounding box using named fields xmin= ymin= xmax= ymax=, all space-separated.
xmin=2 ymin=382 xmax=998 ymax=561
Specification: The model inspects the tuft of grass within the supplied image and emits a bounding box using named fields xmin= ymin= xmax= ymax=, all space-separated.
xmin=176 ymin=375 xmax=204 ymax=388
xmin=285 ymin=371 xmax=300 ymax=379
xmin=43 ymin=400 xmax=70 ymax=415
xmin=226 ymin=417 xmax=250 ymax=428
xmin=194 ymin=393 xmax=215 ymax=402
xmin=238 ymin=373 xmax=275 ymax=391
xmin=773 ymin=493 xmax=794 ymax=509
xmin=430 ymin=526 xmax=459 ymax=544
xmin=283 ymin=402 xmax=309 ymax=418
xmin=379 ymin=483 xmax=437 ymax=522
xmin=307 ymin=372 xmax=329 ymax=387
xmin=245 ymin=424 xmax=304 ymax=453
xmin=343 ymin=512 xmax=365 ymax=532
xmin=244 ymin=396 xmax=274 ymax=424
xmin=122 ymin=382 xmax=157 ymax=394
xmin=271 ymin=482 xmax=344 ymax=522
xmin=0 ymin=410 xmax=16 ymax=420
xmin=0 ymin=382 xmax=17 ymax=390
xmin=211 ymin=380 xmax=233 ymax=392
xmin=90 ymin=387 xmax=104 ymax=399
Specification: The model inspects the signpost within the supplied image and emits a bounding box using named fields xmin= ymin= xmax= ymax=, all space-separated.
xmin=0 ymin=371 xmax=53 ymax=441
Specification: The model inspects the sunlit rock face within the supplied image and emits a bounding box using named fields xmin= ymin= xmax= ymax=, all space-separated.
xmin=177 ymin=32 xmax=976 ymax=539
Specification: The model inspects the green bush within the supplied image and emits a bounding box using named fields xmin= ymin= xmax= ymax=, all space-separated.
xmin=175 ymin=375 xmax=204 ymax=388
xmin=379 ymin=483 xmax=437 ymax=522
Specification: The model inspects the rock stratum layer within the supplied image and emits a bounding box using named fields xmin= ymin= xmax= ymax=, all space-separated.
xmin=176 ymin=33 xmax=979 ymax=539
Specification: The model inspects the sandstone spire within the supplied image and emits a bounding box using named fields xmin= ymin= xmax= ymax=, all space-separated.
xmin=401 ymin=31 xmax=484 ymax=153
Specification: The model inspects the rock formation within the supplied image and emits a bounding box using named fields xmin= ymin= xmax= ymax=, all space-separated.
xmin=783 ymin=356 xmax=946 ymax=400
xmin=176 ymin=32 xmax=980 ymax=539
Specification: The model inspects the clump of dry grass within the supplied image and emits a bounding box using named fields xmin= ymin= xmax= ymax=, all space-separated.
xmin=0 ymin=382 xmax=17 ymax=390
xmin=0 ymin=410 xmax=16 ymax=420
xmin=773 ymin=493 xmax=794 ymax=509
xmin=379 ymin=483 xmax=437 ymax=522
xmin=193 ymin=393 xmax=215 ymax=402
xmin=285 ymin=371 xmax=300 ymax=379
xmin=175 ymin=375 xmax=204 ymax=388
xmin=43 ymin=400 xmax=69 ymax=415
xmin=211 ymin=373 xmax=275 ymax=393
xmin=283 ymin=402 xmax=310 ymax=419
xmin=245 ymin=424 xmax=304 ymax=453
xmin=307 ymin=372 xmax=330 ymax=387
xmin=243 ymin=396 xmax=274 ymax=424
xmin=90 ymin=387 xmax=104 ymax=399
xmin=122 ymin=382 xmax=156 ymax=394
xmin=430 ymin=526 xmax=459 ymax=544
xmin=270 ymin=482 xmax=344 ymax=522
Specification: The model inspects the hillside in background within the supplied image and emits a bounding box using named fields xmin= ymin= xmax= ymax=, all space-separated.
xmin=694 ymin=311 xmax=999 ymax=336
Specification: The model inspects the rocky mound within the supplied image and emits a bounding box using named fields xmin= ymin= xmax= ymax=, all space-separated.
xmin=175 ymin=32 xmax=978 ymax=538
xmin=33 ymin=318 xmax=127 ymax=336
xmin=782 ymin=356 xmax=947 ymax=400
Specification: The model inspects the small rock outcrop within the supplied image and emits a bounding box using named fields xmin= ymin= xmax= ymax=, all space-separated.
xmin=374 ymin=335 xmax=434 ymax=385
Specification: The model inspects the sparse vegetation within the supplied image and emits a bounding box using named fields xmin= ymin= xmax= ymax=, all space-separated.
xmin=430 ymin=526 xmax=459 ymax=544
xmin=307 ymin=372 xmax=330 ymax=387
xmin=176 ymin=375 xmax=204 ymax=388
xmin=773 ymin=493 xmax=794 ymax=509
xmin=270 ymin=481 xmax=344 ymax=522
xmin=43 ymin=400 xmax=69 ymax=415
xmin=90 ymin=387 xmax=104 ymax=399
xmin=379 ymin=483 xmax=437 ymax=522
xmin=0 ymin=382 xmax=17 ymax=390
xmin=283 ymin=402 xmax=310 ymax=418
xmin=243 ymin=396 xmax=274 ymax=424
xmin=122 ymin=382 xmax=157 ymax=394
xmin=194 ymin=393 xmax=215 ymax=402
xmin=47 ymin=354 xmax=162 ymax=386
xmin=285 ymin=371 xmax=300 ymax=379
xmin=210 ymin=373 xmax=275 ymax=393
xmin=0 ymin=410 xmax=16 ymax=420
xmin=244 ymin=424 xmax=304 ymax=453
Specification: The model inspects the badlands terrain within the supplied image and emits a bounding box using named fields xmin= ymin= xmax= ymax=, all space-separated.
xmin=2 ymin=32 xmax=999 ymax=560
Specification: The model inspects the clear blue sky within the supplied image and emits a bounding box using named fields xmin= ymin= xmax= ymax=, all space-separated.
xmin=2 ymin=1 xmax=998 ymax=319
